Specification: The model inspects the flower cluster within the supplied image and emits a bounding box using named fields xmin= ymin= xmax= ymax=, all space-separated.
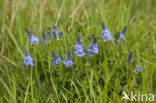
xmin=63 ymin=50 xmax=73 ymax=67
xmin=127 ymin=51 xmax=134 ymax=62
xmin=52 ymin=52 xmax=61 ymax=65
xmin=115 ymin=27 xmax=127 ymax=42
xmin=52 ymin=26 xmax=63 ymax=40
xmin=74 ymin=35 xmax=86 ymax=57
xmin=88 ymin=35 xmax=99 ymax=56
xmin=101 ymin=23 xmax=113 ymax=41
xmin=26 ymin=29 xmax=39 ymax=45
xmin=29 ymin=35 xmax=39 ymax=45
xmin=25 ymin=26 xmax=63 ymax=45
xmin=23 ymin=24 xmax=144 ymax=74
xmin=23 ymin=53 xmax=34 ymax=67
xmin=134 ymin=66 xmax=144 ymax=74
xmin=41 ymin=30 xmax=48 ymax=44
xmin=126 ymin=51 xmax=144 ymax=74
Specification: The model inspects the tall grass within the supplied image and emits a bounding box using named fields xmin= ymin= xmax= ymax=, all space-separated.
xmin=0 ymin=0 xmax=156 ymax=102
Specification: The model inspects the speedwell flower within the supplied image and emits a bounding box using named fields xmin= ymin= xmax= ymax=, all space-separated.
xmin=26 ymin=28 xmax=39 ymax=45
xmin=74 ymin=35 xmax=86 ymax=57
xmin=119 ymin=27 xmax=127 ymax=42
xmin=53 ymin=26 xmax=63 ymax=40
xmin=88 ymin=35 xmax=99 ymax=56
xmin=115 ymin=27 xmax=127 ymax=43
xmin=41 ymin=30 xmax=48 ymax=44
xmin=29 ymin=35 xmax=39 ymax=45
xmin=23 ymin=53 xmax=34 ymax=67
xmin=114 ymin=32 xmax=120 ymax=42
xmin=64 ymin=50 xmax=73 ymax=67
xmin=127 ymin=51 xmax=134 ymax=62
xmin=134 ymin=66 xmax=144 ymax=74
xmin=101 ymin=23 xmax=113 ymax=41
xmin=52 ymin=52 xmax=61 ymax=65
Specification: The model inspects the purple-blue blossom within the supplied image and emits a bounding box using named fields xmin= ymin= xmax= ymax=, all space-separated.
xmin=88 ymin=35 xmax=99 ymax=56
xmin=119 ymin=27 xmax=127 ymax=41
xmin=41 ymin=30 xmax=48 ymax=44
xmin=134 ymin=66 xmax=144 ymax=74
xmin=115 ymin=27 xmax=127 ymax=43
xmin=101 ymin=23 xmax=113 ymax=41
xmin=53 ymin=26 xmax=63 ymax=40
xmin=74 ymin=35 xmax=86 ymax=57
xmin=127 ymin=51 xmax=134 ymax=62
xmin=26 ymin=28 xmax=39 ymax=45
xmin=63 ymin=50 xmax=73 ymax=67
xmin=52 ymin=52 xmax=61 ymax=65
xmin=114 ymin=32 xmax=120 ymax=42
xmin=23 ymin=53 xmax=34 ymax=67
xmin=29 ymin=35 xmax=39 ymax=45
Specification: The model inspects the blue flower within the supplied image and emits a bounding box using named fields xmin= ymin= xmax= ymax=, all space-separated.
xmin=114 ymin=32 xmax=120 ymax=42
xmin=52 ymin=52 xmax=61 ymax=65
xmin=101 ymin=23 xmax=113 ymax=41
xmin=119 ymin=27 xmax=127 ymax=41
xmin=23 ymin=53 xmax=34 ymax=67
xmin=115 ymin=27 xmax=127 ymax=42
xmin=53 ymin=26 xmax=63 ymax=40
xmin=26 ymin=28 xmax=39 ymax=45
xmin=41 ymin=30 xmax=48 ymax=44
xmin=127 ymin=51 xmax=134 ymax=62
xmin=74 ymin=35 xmax=86 ymax=57
xmin=88 ymin=35 xmax=99 ymax=56
xmin=29 ymin=35 xmax=39 ymax=45
xmin=64 ymin=50 xmax=73 ymax=67
xmin=134 ymin=66 xmax=144 ymax=74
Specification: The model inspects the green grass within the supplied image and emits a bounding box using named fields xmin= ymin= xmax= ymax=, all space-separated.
xmin=0 ymin=0 xmax=156 ymax=102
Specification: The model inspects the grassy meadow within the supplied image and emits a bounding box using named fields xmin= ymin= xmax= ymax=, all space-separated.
xmin=0 ymin=0 xmax=156 ymax=102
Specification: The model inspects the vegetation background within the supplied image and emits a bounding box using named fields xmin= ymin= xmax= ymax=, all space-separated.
xmin=0 ymin=0 xmax=156 ymax=102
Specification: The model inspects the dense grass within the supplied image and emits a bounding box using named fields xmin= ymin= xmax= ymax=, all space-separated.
xmin=0 ymin=0 xmax=156 ymax=102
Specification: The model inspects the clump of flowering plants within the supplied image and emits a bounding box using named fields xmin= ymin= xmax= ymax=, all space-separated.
xmin=1 ymin=1 xmax=155 ymax=103
xmin=20 ymin=23 xmax=146 ymax=103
